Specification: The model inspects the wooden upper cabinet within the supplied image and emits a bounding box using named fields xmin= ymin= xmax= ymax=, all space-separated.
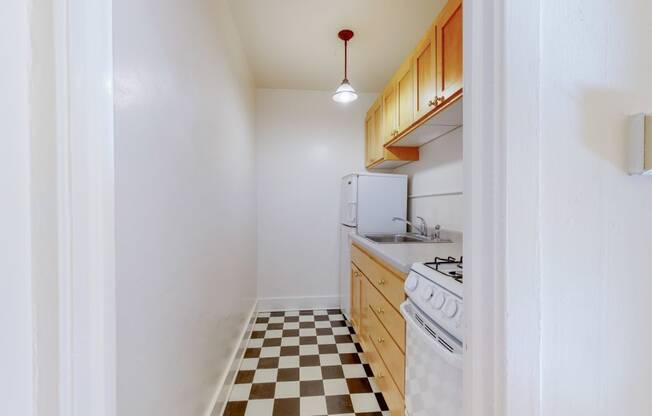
xmin=363 ymin=0 xmax=462 ymax=168
xmin=364 ymin=97 xmax=384 ymax=167
xmin=364 ymin=114 xmax=375 ymax=167
xmin=436 ymin=0 xmax=463 ymax=101
xmin=413 ymin=28 xmax=437 ymax=120
xmin=372 ymin=100 xmax=384 ymax=162
xmin=396 ymin=59 xmax=415 ymax=133
xmin=382 ymin=83 xmax=398 ymax=145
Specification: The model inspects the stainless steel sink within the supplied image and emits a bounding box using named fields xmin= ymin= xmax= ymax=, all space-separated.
xmin=363 ymin=234 xmax=453 ymax=244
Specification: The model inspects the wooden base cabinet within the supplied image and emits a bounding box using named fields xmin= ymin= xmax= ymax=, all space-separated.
xmin=350 ymin=264 xmax=362 ymax=330
xmin=351 ymin=243 xmax=407 ymax=416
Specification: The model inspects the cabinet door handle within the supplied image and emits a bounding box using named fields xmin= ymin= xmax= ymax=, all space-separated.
xmin=353 ymin=271 xmax=359 ymax=277
xmin=429 ymin=96 xmax=445 ymax=107
xmin=377 ymin=279 xmax=386 ymax=286
xmin=377 ymin=307 xmax=385 ymax=314
xmin=377 ymin=337 xmax=385 ymax=344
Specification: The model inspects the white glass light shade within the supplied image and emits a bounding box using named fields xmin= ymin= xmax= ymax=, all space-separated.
xmin=332 ymin=79 xmax=358 ymax=103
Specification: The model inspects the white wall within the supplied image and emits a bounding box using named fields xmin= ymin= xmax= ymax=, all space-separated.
xmin=256 ymin=89 xmax=375 ymax=308
xmin=539 ymin=1 xmax=652 ymax=414
xmin=1 ymin=2 xmax=60 ymax=415
xmin=0 ymin=2 xmax=35 ymax=414
xmin=395 ymin=127 xmax=464 ymax=234
xmin=29 ymin=0 xmax=59 ymax=414
xmin=113 ymin=0 xmax=257 ymax=415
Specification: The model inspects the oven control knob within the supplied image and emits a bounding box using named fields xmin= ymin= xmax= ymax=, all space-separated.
xmin=405 ymin=274 xmax=419 ymax=292
xmin=443 ymin=299 xmax=459 ymax=318
xmin=431 ymin=291 xmax=446 ymax=309
xmin=455 ymin=309 xmax=464 ymax=328
xmin=419 ymin=286 xmax=433 ymax=301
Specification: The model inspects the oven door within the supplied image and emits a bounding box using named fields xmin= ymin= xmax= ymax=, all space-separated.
xmin=400 ymin=301 xmax=463 ymax=416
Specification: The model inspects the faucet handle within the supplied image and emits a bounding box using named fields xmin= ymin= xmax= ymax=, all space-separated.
xmin=433 ymin=224 xmax=441 ymax=239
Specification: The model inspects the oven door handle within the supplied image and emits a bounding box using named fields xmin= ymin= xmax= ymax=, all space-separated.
xmin=400 ymin=301 xmax=463 ymax=369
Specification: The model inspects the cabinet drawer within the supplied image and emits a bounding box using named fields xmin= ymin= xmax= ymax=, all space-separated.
xmin=364 ymin=331 xmax=405 ymax=415
xmin=366 ymin=280 xmax=405 ymax=352
xmin=367 ymin=304 xmax=405 ymax=396
xmin=351 ymin=244 xmax=406 ymax=311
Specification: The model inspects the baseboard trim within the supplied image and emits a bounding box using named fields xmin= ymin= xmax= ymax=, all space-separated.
xmin=206 ymin=299 xmax=258 ymax=416
xmin=257 ymin=295 xmax=341 ymax=312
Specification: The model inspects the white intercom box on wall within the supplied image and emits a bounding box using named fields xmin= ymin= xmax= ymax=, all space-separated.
xmin=628 ymin=114 xmax=652 ymax=176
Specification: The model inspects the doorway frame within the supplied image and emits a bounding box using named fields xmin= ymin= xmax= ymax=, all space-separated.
xmin=463 ymin=0 xmax=542 ymax=415
xmin=54 ymin=0 xmax=117 ymax=415
xmin=49 ymin=0 xmax=546 ymax=414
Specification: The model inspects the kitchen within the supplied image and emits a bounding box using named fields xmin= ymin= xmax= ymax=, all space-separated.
xmin=6 ymin=0 xmax=652 ymax=416
xmin=236 ymin=0 xmax=464 ymax=414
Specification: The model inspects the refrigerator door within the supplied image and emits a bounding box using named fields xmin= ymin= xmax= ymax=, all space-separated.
xmin=339 ymin=224 xmax=355 ymax=318
xmin=357 ymin=174 xmax=407 ymax=234
xmin=340 ymin=174 xmax=358 ymax=226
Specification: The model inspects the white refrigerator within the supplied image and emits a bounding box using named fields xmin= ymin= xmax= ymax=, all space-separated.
xmin=339 ymin=173 xmax=408 ymax=318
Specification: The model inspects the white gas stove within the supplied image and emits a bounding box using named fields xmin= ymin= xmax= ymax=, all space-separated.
xmin=405 ymin=256 xmax=463 ymax=341
xmin=401 ymin=255 xmax=464 ymax=416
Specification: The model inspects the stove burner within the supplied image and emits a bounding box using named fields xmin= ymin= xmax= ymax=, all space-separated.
xmin=424 ymin=256 xmax=463 ymax=283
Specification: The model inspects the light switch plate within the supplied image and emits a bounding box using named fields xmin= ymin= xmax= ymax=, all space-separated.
xmin=627 ymin=113 xmax=652 ymax=176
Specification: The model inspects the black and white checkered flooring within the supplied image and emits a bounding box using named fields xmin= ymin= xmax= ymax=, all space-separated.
xmin=223 ymin=309 xmax=390 ymax=416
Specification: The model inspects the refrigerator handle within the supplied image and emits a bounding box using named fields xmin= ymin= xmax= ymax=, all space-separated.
xmin=347 ymin=202 xmax=357 ymax=223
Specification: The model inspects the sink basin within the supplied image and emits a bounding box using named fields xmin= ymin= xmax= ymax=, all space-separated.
xmin=363 ymin=234 xmax=453 ymax=244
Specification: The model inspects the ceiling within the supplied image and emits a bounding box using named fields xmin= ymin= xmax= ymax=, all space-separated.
xmin=228 ymin=0 xmax=447 ymax=93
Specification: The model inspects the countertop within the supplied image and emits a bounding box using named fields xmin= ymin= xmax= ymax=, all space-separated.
xmin=350 ymin=233 xmax=463 ymax=275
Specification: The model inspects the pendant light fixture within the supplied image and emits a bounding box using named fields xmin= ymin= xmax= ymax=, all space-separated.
xmin=332 ymin=29 xmax=358 ymax=103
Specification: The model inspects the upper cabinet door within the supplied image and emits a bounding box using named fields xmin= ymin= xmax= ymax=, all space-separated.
xmin=413 ymin=28 xmax=437 ymax=120
xmin=372 ymin=100 xmax=384 ymax=163
xmin=436 ymin=0 xmax=463 ymax=101
xmin=365 ymin=114 xmax=375 ymax=167
xmin=382 ymin=84 xmax=398 ymax=145
xmin=396 ymin=58 xmax=415 ymax=133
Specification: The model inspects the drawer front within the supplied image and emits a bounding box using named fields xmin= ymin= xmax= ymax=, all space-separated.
xmin=366 ymin=280 xmax=405 ymax=352
xmin=351 ymin=244 xmax=406 ymax=311
xmin=364 ymin=333 xmax=405 ymax=415
xmin=367 ymin=304 xmax=405 ymax=396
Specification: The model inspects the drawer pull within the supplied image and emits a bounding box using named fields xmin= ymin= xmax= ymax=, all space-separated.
xmin=377 ymin=279 xmax=386 ymax=286
xmin=376 ymin=306 xmax=385 ymax=314
xmin=353 ymin=271 xmax=360 ymax=277
xmin=377 ymin=337 xmax=385 ymax=344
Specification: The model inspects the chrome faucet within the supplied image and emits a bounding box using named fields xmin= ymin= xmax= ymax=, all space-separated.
xmin=392 ymin=217 xmax=427 ymax=237
xmin=416 ymin=217 xmax=428 ymax=237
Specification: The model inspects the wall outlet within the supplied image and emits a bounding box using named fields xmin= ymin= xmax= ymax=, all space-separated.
xmin=627 ymin=113 xmax=652 ymax=176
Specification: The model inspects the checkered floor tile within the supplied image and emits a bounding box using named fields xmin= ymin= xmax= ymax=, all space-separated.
xmin=223 ymin=309 xmax=390 ymax=416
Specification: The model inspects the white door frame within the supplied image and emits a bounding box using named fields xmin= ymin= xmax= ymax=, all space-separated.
xmin=50 ymin=0 xmax=544 ymax=414
xmin=464 ymin=0 xmax=542 ymax=415
xmin=54 ymin=0 xmax=116 ymax=415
